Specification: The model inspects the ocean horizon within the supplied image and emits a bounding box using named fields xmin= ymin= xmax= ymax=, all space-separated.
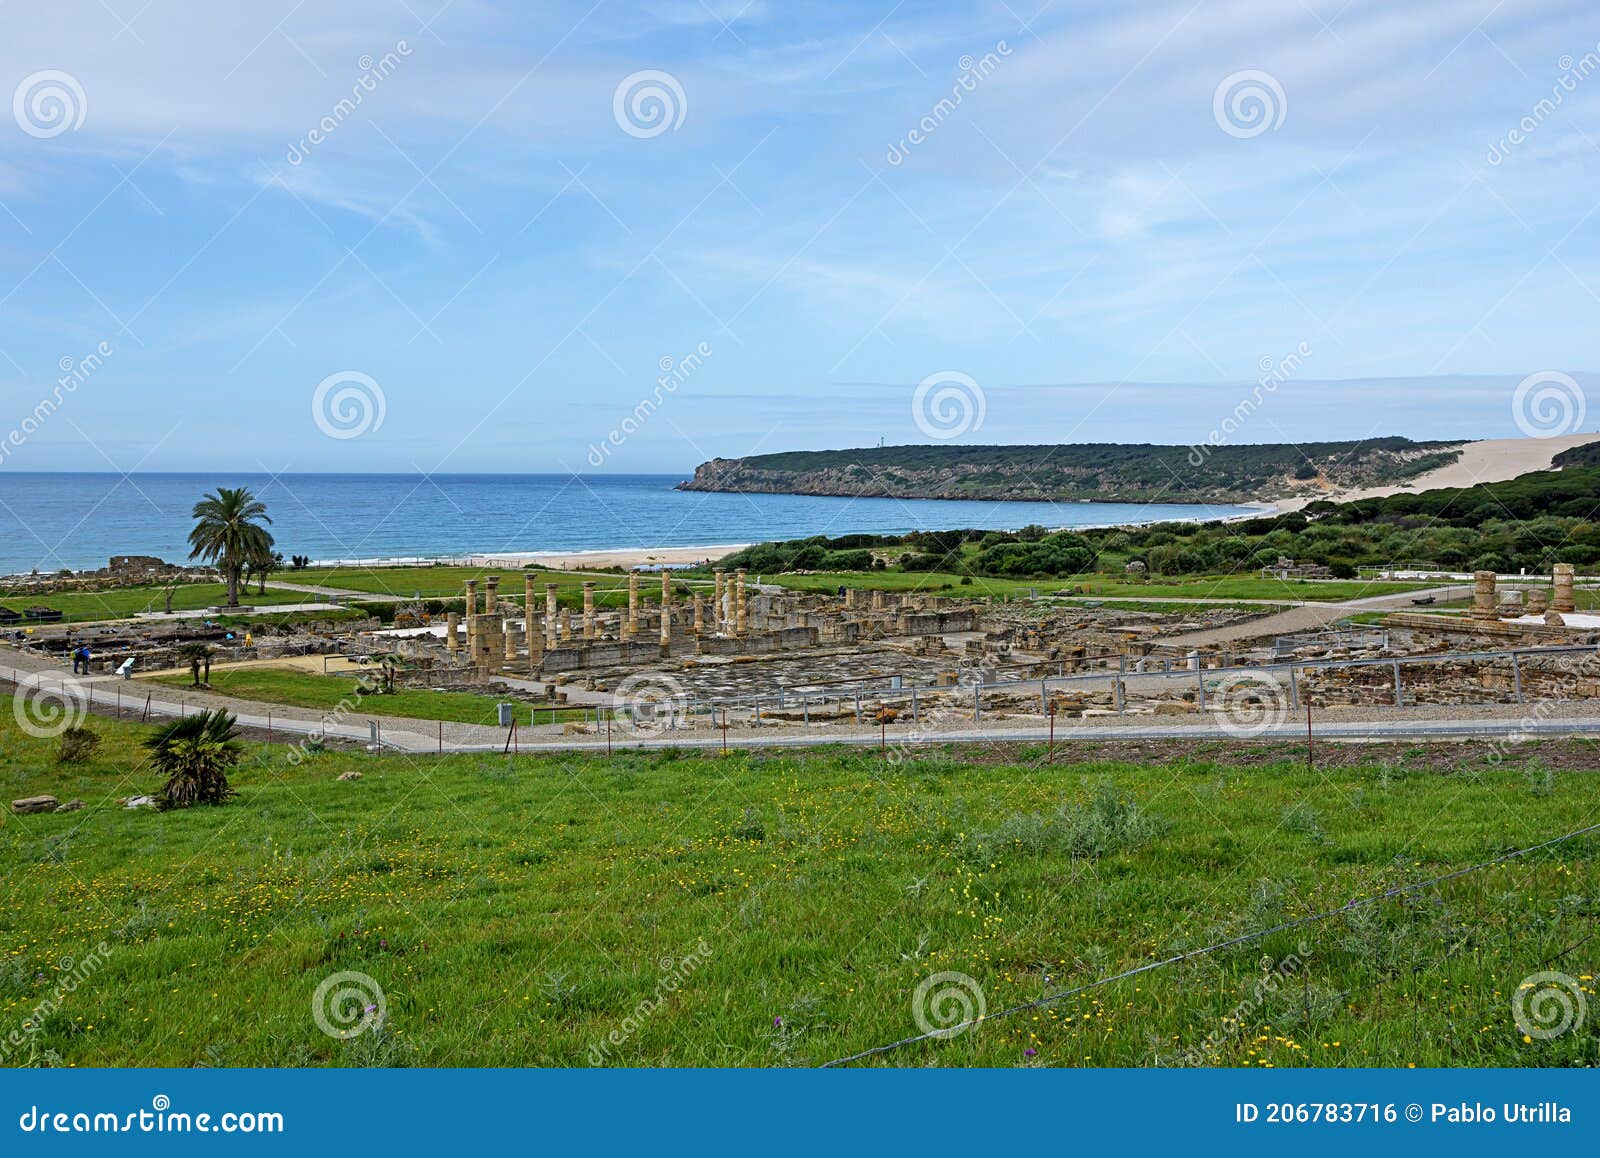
xmin=0 ymin=472 xmax=1256 ymax=575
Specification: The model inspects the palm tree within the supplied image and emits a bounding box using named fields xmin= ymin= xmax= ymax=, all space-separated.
xmin=179 ymin=642 xmax=214 ymax=687
xmin=188 ymin=488 xmax=273 ymax=607
xmin=253 ymin=550 xmax=284 ymax=596
xmin=146 ymin=710 xmax=242 ymax=808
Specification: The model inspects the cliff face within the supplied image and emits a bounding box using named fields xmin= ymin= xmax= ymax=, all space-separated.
xmin=677 ymin=442 xmax=1466 ymax=505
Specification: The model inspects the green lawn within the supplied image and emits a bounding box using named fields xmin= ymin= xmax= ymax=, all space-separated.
xmin=0 ymin=583 xmax=310 ymax=625
xmin=3 ymin=711 xmax=1596 ymax=1067
xmin=149 ymin=666 xmax=586 ymax=727
xmin=297 ymin=566 xmax=703 ymax=607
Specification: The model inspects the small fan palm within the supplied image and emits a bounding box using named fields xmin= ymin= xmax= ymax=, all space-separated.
xmin=188 ymin=488 xmax=273 ymax=607
xmin=146 ymin=710 xmax=243 ymax=808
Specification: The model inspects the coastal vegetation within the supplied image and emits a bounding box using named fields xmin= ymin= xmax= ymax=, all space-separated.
xmin=714 ymin=464 xmax=1600 ymax=582
xmin=2 ymin=709 xmax=1594 ymax=1066
xmin=679 ymin=437 xmax=1466 ymax=505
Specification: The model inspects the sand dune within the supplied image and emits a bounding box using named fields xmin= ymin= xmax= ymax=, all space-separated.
xmin=1271 ymin=432 xmax=1600 ymax=512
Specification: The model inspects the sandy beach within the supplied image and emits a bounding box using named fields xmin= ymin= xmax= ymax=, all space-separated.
xmin=463 ymin=544 xmax=752 ymax=571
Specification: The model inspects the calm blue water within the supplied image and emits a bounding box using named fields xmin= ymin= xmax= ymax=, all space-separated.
xmin=0 ymin=473 xmax=1255 ymax=574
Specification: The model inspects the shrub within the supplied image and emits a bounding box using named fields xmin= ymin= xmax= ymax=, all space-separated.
xmin=146 ymin=710 xmax=244 ymax=809
xmin=967 ymin=783 xmax=1163 ymax=863
xmin=56 ymin=726 xmax=100 ymax=764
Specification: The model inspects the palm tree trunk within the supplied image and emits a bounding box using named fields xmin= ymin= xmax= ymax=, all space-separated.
xmin=226 ymin=568 xmax=239 ymax=607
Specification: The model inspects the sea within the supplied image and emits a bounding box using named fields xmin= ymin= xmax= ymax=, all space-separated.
xmin=0 ymin=473 xmax=1256 ymax=575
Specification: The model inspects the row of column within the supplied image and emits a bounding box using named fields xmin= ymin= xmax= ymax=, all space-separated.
xmin=1472 ymin=564 xmax=1576 ymax=619
xmin=447 ymin=568 xmax=753 ymax=661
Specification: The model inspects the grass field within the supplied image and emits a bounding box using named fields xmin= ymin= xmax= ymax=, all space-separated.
xmin=2 ymin=711 xmax=1596 ymax=1067
xmin=299 ymin=567 xmax=684 ymax=604
xmin=0 ymin=584 xmax=310 ymax=625
xmin=147 ymin=666 xmax=586 ymax=728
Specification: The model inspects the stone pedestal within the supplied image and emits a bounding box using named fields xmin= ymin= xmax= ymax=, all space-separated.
xmin=1527 ymin=588 xmax=1549 ymax=615
xmin=1472 ymin=570 xmax=1497 ymax=619
xmin=445 ymin=611 xmax=460 ymax=652
xmin=1554 ymin=563 xmax=1576 ymax=613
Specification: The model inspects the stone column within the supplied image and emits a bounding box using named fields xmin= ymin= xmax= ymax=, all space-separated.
xmin=524 ymin=575 xmax=539 ymax=661
xmin=693 ymin=593 xmax=704 ymax=635
xmin=844 ymin=587 xmax=858 ymax=610
xmin=660 ymin=569 xmax=672 ymax=611
xmin=505 ymin=617 xmax=518 ymax=661
xmin=626 ymin=571 xmax=640 ymax=638
xmin=484 ymin=575 xmax=499 ymax=614
xmin=713 ymin=569 xmax=725 ymax=629
xmin=464 ymin=579 xmax=479 ymax=646
xmin=545 ymin=584 xmax=559 ymax=649
xmin=1472 ymin=570 xmax=1497 ymax=619
xmin=559 ymin=609 xmax=571 ymax=641
xmin=445 ymin=611 xmax=460 ymax=652
xmin=871 ymin=589 xmax=884 ymax=610
xmin=1528 ymin=587 xmax=1549 ymax=615
xmin=1553 ymin=563 xmax=1576 ymax=613
xmin=582 ymin=582 xmax=597 ymax=639
xmin=735 ymin=569 xmax=748 ymax=637
xmin=659 ymin=599 xmax=671 ymax=655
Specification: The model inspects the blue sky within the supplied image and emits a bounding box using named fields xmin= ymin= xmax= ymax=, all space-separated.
xmin=1 ymin=0 xmax=1598 ymax=474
